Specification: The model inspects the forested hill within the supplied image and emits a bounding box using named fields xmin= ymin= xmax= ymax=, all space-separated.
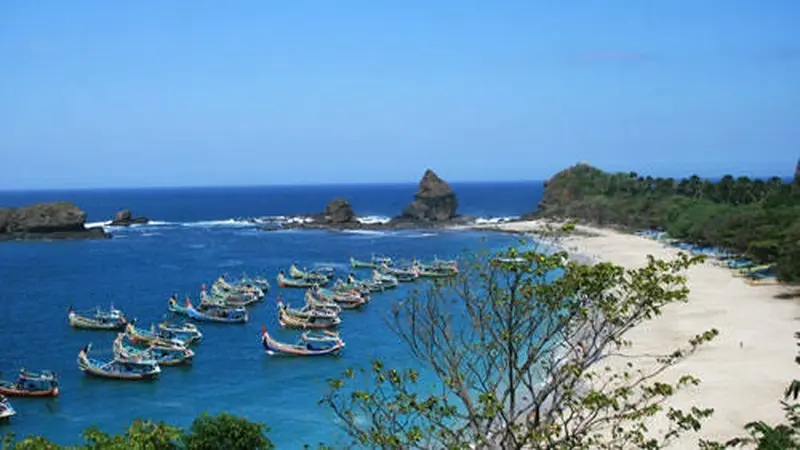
xmin=531 ymin=161 xmax=800 ymax=282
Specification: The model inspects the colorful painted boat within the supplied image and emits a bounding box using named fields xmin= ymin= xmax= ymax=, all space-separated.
xmin=277 ymin=303 xmax=341 ymax=329
xmin=0 ymin=369 xmax=59 ymax=397
xmin=277 ymin=272 xmax=327 ymax=288
xmin=125 ymin=322 xmax=188 ymax=348
xmin=261 ymin=327 xmax=344 ymax=356
xmin=277 ymin=298 xmax=340 ymax=321
xmin=378 ymin=263 xmax=419 ymax=281
xmin=168 ymin=297 xmax=248 ymax=324
xmin=0 ymin=395 xmax=15 ymax=421
xmin=68 ymin=305 xmax=127 ymax=330
xmin=158 ymin=321 xmax=203 ymax=344
xmin=201 ymin=287 xmax=260 ymax=308
xmin=77 ymin=344 xmax=161 ymax=381
xmin=113 ymin=333 xmax=194 ymax=367
xmin=289 ymin=264 xmax=332 ymax=282
xmin=314 ymin=287 xmax=368 ymax=309
xmin=350 ymin=255 xmax=393 ymax=269
xmin=303 ymin=290 xmax=342 ymax=313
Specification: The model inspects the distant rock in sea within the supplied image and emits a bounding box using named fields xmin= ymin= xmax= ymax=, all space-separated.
xmin=0 ymin=202 xmax=109 ymax=242
xmin=258 ymin=169 xmax=472 ymax=232
xmin=109 ymin=209 xmax=149 ymax=227
xmin=399 ymin=169 xmax=459 ymax=222
xmin=323 ymin=199 xmax=355 ymax=224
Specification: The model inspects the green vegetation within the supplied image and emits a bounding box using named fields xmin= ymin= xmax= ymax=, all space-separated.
xmin=1 ymin=413 xmax=273 ymax=450
xmin=321 ymin=228 xmax=718 ymax=448
xmin=534 ymin=162 xmax=800 ymax=282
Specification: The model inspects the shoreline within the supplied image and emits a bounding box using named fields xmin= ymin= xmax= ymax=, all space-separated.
xmin=477 ymin=219 xmax=798 ymax=446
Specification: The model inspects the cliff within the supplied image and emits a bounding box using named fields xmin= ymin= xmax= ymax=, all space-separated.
xmin=0 ymin=202 xmax=108 ymax=241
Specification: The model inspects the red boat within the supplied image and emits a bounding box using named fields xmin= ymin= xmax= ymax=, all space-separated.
xmin=0 ymin=369 xmax=59 ymax=397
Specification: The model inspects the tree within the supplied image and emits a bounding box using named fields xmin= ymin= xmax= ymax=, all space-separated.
xmin=1 ymin=413 xmax=272 ymax=450
xmin=322 ymin=224 xmax=718 ymax=449
xmin=184 ymin=413 xmax=273 ymax=450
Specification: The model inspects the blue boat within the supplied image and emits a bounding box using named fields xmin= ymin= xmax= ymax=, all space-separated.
xmin=113 ymin=333 xmax=194 ymax=367
xmin=77 ymin=344 xmax=161 ymax=381
xmin=168 ymin=296 xmax=248 ymax=324
xmin=158 ymin=321 xmax=203 ymax=344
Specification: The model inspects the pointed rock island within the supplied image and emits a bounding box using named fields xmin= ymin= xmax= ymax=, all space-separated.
xmin=258 ymin=169 xmax=472 ymax=231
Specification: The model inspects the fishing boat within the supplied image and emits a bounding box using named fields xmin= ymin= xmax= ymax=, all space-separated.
xmin=0 ymin=395 xmax=15 ymax=421
xmin=261 ymin=327 xmax=344 ymax=356
xmin=289 ymin=264 xmax=332 ymax=282
xmin=277 ymin=303 xmax=341 ymax=329
xmin=378 ymin=263 xmax=419 ymax=282
xmin=277 ymin=298 xmax=339 ymax=321
xmin=113 ymin=333 xmax=194 ymax=366
xmin=303 ymin=290 xmax=342 ymax=313
xmin=68 ymin=305 xmax=127 ymax=330
xmin=158 ymin=321 xmax=203 ymax=344
xmin=124 ymin=322 xmax=188 ymax=348
xmin=77 ymin=344 xmax=161 ymax=381
xmin=338 ymin=275 xmax=395 ymax=292
xmin=314 ymin=287 xmax=368 ymax=309
xmin=202 ymin=286 xmax=260 ymax=308
xmin=277 ymin=272 xmax=327 ymax=288
xmin=350 ymin=255 xmax=393 ymax=269
xmin=168 ymin=297 xmax=248 ymax=324
xmin=212 ymin=276 xmax=265 ymax=300
xmin=0 ymin=369 xmax=59 ymax=397
xmin=372 ymin=270 xmax=400 ymax=286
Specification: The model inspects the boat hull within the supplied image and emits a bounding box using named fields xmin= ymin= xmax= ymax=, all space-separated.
xmin=0 ymin=384 xmax=58 ymax=397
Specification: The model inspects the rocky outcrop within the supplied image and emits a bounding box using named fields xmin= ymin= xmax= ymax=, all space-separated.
xmin=0 ymin=202 xmax=108 ymax=241
xmin=399 ymin=169 xmax=458 ymax=221
xmin=109 ymin=209 xmax=149 ymax=227
xmin=323 ymin=199 xmax=355 ymax=224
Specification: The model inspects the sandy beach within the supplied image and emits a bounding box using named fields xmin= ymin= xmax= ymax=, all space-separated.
xmin=474 ymin=220 xmax=799 ymax=447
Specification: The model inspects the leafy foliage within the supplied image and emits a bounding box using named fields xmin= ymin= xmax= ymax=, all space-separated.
xmin=1 ymin=413 xmax=272 ymax=450
xmin=321 ymin=226 xmax=718 ymax=449
xmin=534 ymin=163 xmax=800 ymax=282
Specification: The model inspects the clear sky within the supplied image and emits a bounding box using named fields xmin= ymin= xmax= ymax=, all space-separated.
xmin=1 ymin=1 xmax=798 ymax=189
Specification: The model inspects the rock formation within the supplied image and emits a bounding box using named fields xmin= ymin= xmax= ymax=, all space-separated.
xmin=399 ymin=169 xmax=458 ymax=221
xmin=109 ymin=209 xmax=149 ymax=227
xmin=0 ymin=202 xmax=108 ymax=241
xmin=323 ymin=199 xmax=355 ymax=224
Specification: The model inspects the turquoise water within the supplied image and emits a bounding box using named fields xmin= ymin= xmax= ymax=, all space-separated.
xmin=0 ymin=183 xmax=540 ymax=447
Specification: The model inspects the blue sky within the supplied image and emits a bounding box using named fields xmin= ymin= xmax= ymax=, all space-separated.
xmin=1 ymin=1 xmax=798 ymax=189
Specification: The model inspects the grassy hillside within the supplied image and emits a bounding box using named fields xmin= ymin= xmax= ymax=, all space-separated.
xmin=533 ymin=162 xmax=800 ymax=282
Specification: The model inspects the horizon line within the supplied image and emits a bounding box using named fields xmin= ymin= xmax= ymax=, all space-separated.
xmin=0 ymin=178 xmax=545 ymax=194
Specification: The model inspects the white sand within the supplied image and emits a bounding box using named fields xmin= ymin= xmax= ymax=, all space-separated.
xmin=474 ymin=220 xmax=799 ymax=447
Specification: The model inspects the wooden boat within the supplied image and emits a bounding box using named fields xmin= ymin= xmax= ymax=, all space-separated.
xmin=211 ymin=277 xmax=265 ymax=300
xmin=125 ymin=322 xmax=188 ymax=348
xmin=277 ymin=272 xmax=327 ymax=288
xmin=68 ymin=305 xmax=127 ymax=330
xmin=350 ymin=255 xmax=393 ymax=269
xmin=289 ymin=264 xmax=332 ymax=282
xmin=314 ymin=287 xmax=368 ymax=309
xmin=277 ymin=298 xmax=339 ymax=321
xmin=113 ymin=333 xmax=194 ymax=367
xmin=261 ymin=327 xmax=344 ymax=356
xmin=158 ymin=321 xmax=203 ymax=344
xmin=378 ymin=263 xmax=419 ymax=282
xmin=303 ymin=290 xmax=342 ymax=313
xmin=202 ymin=287 xmax=260 ymax=308
xmin=372 ymin=270 xmax=400 ymax=286
xmin=0 ymin=395 xmax=15 ymax=421
xmin=77 ymin=344 xmax=161 ymax=381
xmin=338 ymin=275 xmax=395 ymax=292
xmin=0 ymin=369 xmax=59 ymax=397
xmin=168 ymin=297 xmax=248 ymax=324
xmin=277 ymin=303 xmax=341 ymax=329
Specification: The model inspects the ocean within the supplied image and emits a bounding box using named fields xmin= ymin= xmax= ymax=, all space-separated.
xmin=0 ymin=181 xmax=543 ymax=448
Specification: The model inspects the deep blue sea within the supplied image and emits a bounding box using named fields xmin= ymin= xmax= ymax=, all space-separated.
xmin=0 ymin=182 xmax=543 ymax=448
